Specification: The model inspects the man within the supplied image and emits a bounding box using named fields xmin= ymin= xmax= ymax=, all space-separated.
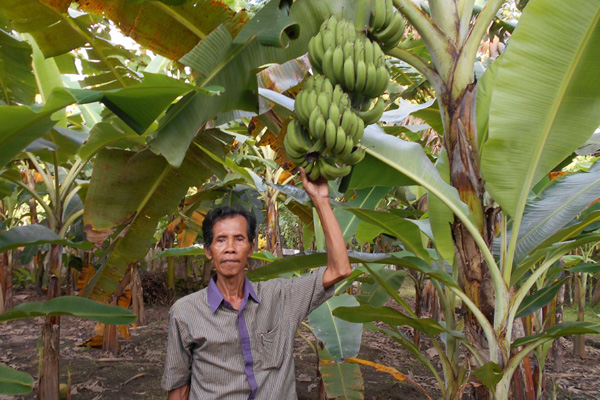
xmin=161 ymin=169 xmax=352 ymax=399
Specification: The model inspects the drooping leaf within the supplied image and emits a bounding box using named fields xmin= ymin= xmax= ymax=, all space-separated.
xmin=0 ymin=0 xmax=85 ymax=58
xmin=515 ymin=277 xmax=568 ymax=319
xmin=481 ymin=0 xmax=600 ymax=218
xmin=475 ymin=58 xmax=499 ymax=153
xmin=0 ymin=365 xmax=33 ymax=395
xmin=361 ymin=124 xmax=472 ymax=226
xmin=335 ymin=187 xmax=391 ymax=242
xmin=513 ymin=162 xmax=600 ymax=264
xmin=0 ymin=29 xmax=35 ymax=105
xmin=0 ymin=224 xmax=93 ymax=253
xmin=357 ymin=268 xmax=406 ymax=307
xmin=0 ymin=296 xmax=136 ymax=324
xmin=77 ymin=122 xmax=146 ymax=161
xmin=319 ymin=348 xmax=364 ymax=400
xmin=567 ymin=262 xmax=600 ymax=274
xmin=472 ymin=362 xmax=503 ymax=392
xmin=82 ymin=137 xmax=228 ymax=301
xmin=345 ymin=208 xmax=431 ymax=261
xmin=78 ymin=0 xmax=248 ymax=61
xmin=309 ymin=293 xmax=362 ymax=361
xmin=379 ymin=98 xmax=436 ymax=125
xmin=333 ymin=303 xmax=447 ymax=336
xmin=512 ymin=322 xmax=600 ymax=348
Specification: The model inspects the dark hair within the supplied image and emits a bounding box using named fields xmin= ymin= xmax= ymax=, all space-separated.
xmin=202 ymin=205 xmax=257 ymax=247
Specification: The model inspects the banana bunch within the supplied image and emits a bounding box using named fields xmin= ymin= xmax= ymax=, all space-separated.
xmin=309 ymin=18 xmax=390 ymax=99
xmin=308 ymin=16 xmax=356 ymax=75
xmin=369 ymin=0 xmax=405 ymax=51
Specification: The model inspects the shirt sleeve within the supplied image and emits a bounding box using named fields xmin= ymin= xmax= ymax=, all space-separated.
xmin=284 ymin=266 xmax=335 ymax=327
xmin=161 ymin=305 xmax=193 ymax=391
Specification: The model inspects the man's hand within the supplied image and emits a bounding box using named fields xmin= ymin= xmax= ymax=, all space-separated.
xmin=299 ymin=167 xmax=329 ymax=205
xmin=298 ymin=167 xmax=352 ymax=288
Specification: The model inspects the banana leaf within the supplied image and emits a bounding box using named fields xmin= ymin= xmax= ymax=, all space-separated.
xmin=512 ymin=322 xmax=600 ymax=349
xmin=334 ymin=187 xmax=392 ymax=243
xmin=481 ymin=0 xmax=600 ymax=218
xmin=319 ymin=348 xmax=364 ymax=400
xmin=0 ymin=29 xmax=35 ymax=105
xmin=0 ymin=295 xmax=137 ymax=324
xmin=0 ymin=364 xmax=33 ymax=395
xmin=309 ymin=293 xmax=362 ymax=361
xmin=0 ymin=224 xmax=93 ymax=253
xmin=513 ymin=162 xmax=600 ymax=264
xmin=81 ymin=134 xmax=229 ymax=301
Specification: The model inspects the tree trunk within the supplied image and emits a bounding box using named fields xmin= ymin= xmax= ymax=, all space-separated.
xmin=591 ymin=273 xmax=600 ymax=305
xmin=167 ymin=256 xmax=175 ymax=304
xmin=131 ymin=266 xmax=146 ymax=326
xmin=265 ymin=187 xmax=283 ymax=257
xmin=0 ymin=250 xmax=12 ymax=312
xmin=574 ymin=273 xmax=587 ymax=357
xmin=38 ymin=244 xmax=62 ymax=400
xmin=553 ymin=282 xmax=565 ymax=372
xmin=444 ymin=85 xmax=496 ymax=373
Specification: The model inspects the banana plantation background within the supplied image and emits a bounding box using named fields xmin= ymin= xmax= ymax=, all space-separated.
xmin=1 ymin=0 xmax=600 ymax=399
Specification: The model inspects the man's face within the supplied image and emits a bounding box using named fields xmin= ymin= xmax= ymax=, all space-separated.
xmin=205 ymin=215 xmax=255 ymax=279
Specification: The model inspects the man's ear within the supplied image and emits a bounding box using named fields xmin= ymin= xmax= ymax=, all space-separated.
xmin=205 ymin=245 xmax=213 ymax=260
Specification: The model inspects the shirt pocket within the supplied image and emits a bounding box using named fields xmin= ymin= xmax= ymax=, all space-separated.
xmin=258 ymin=322 xmax=288 ymax=370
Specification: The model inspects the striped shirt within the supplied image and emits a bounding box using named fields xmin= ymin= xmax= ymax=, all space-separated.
xmin=161 ymin=267 xmax=334 ymax=399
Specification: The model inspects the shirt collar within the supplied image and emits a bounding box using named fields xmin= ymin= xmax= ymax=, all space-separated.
xmin=207 ymin=274 xmax=260 ymax=314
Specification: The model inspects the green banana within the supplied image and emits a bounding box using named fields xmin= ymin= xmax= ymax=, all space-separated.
xmin=308 ymin=160 xmax=322 ymax=181
xmin=329 ymin=103 xmax=341 ymax=126
xmin=371 ymin=0 xmax=386 ymax=31
xmin=363 ymin=62 xmax=379 ymax=98
xmin=312 ymin=33 xmax=325 ymax=68
xmin=383 ymin=0 xmax=394 ymax=28
xmin=322 ymin=76 xmax=333 ymax=99
xmin=340 ymin=147 xmax=366 ymax=165
xmin=322 ymin=29 xmax=334 ymax=51
xmin=322 ymin=47 xmax=337 ymax=85
xmin=325 ymin=119 xmax=337 ymax=151
xmin=314 ymin=114 xmax=326 ymax=141
xmin=363 ymin=39 xmax=374 ymax=66
xmin=332 ymin=46 xmax=345 ymax=85
xmin=317 ymin=91 xmax=330 ymax=116
xmin=355 ymin=59 xmax=367 ymax=93
xmin=333 ymin=125 xmax=347 ymax=154
xmin=341 ymin=108 xmax=355 ymax=134
xmin=319 ymin=158 xmax=352 ymax=180
xmin=343 ymin=41 xmax=354 ymax=61
xmin=358 ymin=96 xmax=385 ymax=125
xmin=308 ymin=37 xmax=322 ymax=73
xmin=308 ymin=106 xmax=321 ymax=138
xmin=332 ymin=85 xmax=344 ymax=107
xmin=374 ymin=65 xmax=390 ymax=97
xmin=354 ymin=38 xmax=365 ymax=64
xmin=294 ymin=90 xmax=308 ymax=125
xmin=307 ymin=91 xmax=318 ymax=114
xmin=338 ymin=134 xmax=354 ymax=159
xmin=343 ymin=56 xmax=355 ymax=92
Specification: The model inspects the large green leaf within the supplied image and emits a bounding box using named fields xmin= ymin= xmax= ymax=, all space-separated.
xmin=82 ymin=137 xmax=228 ymax=301
xmin=77 ymin=122 xmax=146 ymax=161
xmin=0 ymin=224 xmax=93 ymax=253
xmin=357 ymin=268 xmax=406 ymax=307
xmin=0 ymin=365 xmax=33 ymax=395
xmin=0 ymin=0 xmax=85 ymax=58
xmin=514 ymin=162 xmax=600 ymax=263
xmin=0 ymin=29 xmax=35 ymax=105
xmin=319 ymin=349 xmax=364 ymax=400
xmin=361 ymin=124 xmax=472 ymax=226
xmin=333 ymin=303 xmax=447 ymax=336
xmin=0 ymin=296 xmax=136 ymax=324
xmin=0 ymin=89 xmax=77 ymax=168
xmin=511 ymin=322 xmax=600 ymax=348
xmin=334 ymin=187 xmax=391 ymax=242
xmin=481 ymin=0 xmax=600 ymax=218
xmin=309 ymin=293 xmax=362 ymax=361
xmin=78 ymin=0 xmax=247 ymax=61
xmin=346 ymin=208 xmax=431 ymax=262
xmin=150 ymin=0 xmax=357 ymax=167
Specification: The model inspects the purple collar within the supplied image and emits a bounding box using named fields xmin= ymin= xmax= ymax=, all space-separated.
xmin=207 ymin=274 xmax=260 ymax=313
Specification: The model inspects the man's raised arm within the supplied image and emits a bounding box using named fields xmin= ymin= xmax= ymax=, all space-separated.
xmin=300 ymin=168 xmax=352 ymax=289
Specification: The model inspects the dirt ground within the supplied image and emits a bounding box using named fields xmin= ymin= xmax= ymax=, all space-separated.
xmin=2 ymin=290 xmax=600 ymax=400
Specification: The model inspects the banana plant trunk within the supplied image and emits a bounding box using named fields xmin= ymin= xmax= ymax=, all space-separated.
xmin=266 ymin=186 xmax=283 ymax=257
xmin=39 ymin=243 xmax=62 ymax=400
xmin=0 ymin=251 xmax=12 ymax=312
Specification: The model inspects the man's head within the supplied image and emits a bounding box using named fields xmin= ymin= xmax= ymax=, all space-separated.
xmin=202 ymin=205 xmax=256 ymax=247
xmin=202 ymin=206 xmax=257 ymax=279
